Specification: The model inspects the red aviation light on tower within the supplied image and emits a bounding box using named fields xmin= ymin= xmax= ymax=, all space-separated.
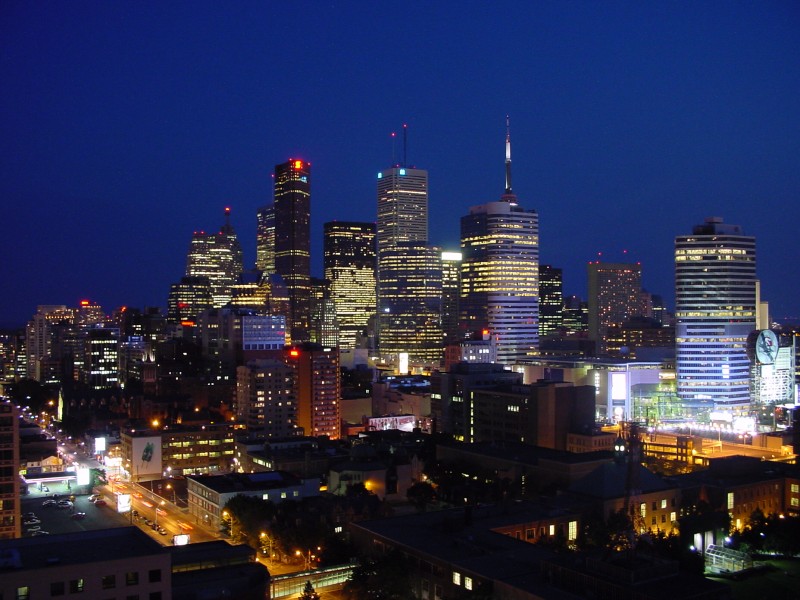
xmin=293 ymin=160 xmax=303 ymax=170
xmin=289 ymin=349 xmax=300 ymax=357
xmin=80 ymin=300 xmax=90 ymax=307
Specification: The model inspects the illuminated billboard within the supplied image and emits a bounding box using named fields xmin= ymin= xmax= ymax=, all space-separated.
xmin=173 ymin=534 xmax=190 ymax=546
xmin=76 ymin=467 xmax=91 ymax=486
xmin=367 ymin=415 xmax=416 ymax=432
xmin=131 ymin=436 xmax=162 ymax=478
xmin=95 ymin=436 xmax=106 ymax=453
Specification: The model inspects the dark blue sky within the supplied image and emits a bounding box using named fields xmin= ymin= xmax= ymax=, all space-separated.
xmin=2 ymin=2 xmax=799 ymax=328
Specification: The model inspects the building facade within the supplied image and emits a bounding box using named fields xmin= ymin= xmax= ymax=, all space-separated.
xmin=323 ymin=221 xmax=377 ymax=350
xmin=587 ymin=261 xmax=643 ymax=355
xmin=675 ymin=217 xmax=757 ymax=413
xmin=274 ymin=159 xmax=312 ymax=343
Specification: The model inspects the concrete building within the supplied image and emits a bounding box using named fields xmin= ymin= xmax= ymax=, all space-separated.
xmin=187 ymin=470 xmax=319 ymax=530
xmin=587 ymin=261 xmax=643 ymax=356
xmin=0 ymin=400 xmax=20 ymax=540
xmin=236 ymin=359 xmax=299 ymax=438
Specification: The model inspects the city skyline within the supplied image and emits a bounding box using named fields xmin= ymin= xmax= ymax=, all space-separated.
xmin=2 ymin=3 xmax=799 ymax=327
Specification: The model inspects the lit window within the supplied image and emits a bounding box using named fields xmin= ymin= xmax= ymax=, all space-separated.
xmin=464 ymin=576 xmax=473 ymax=591
xmin=661 ymin=499 xmax=667 ymax=509
xmin=549 ymin=524 xmax=555 ymax=536
xmin=568 ymin=521 xmax=577 ymax=541
xmin=727 ymin=492 xmax=734 ymax=510
xmin=453 ymin=572 xmax=461 ymax=585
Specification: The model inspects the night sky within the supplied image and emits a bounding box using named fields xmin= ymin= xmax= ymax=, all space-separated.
xmin=2 ymin=2 xmax=799 ymax=329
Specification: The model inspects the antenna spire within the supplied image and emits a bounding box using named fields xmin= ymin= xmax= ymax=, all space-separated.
xmin=504 ymin=115 xmax=512 ymax=195
xmin=403 ymin=123 xmax=408 ymax=168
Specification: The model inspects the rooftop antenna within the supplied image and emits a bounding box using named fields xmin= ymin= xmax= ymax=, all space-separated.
xmin=501 ymin=115 xmax=517 ymax=203
xmin=505 ymin=115 xmax=512 ymax=195
xmin=403 ymin=123 xmax=408 ymax=168
xmin=390 ymin=131 xmax=397 ymax=167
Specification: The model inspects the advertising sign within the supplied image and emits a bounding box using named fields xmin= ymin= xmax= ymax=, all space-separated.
xmin=173 ymin=534 xmax=190 ymax=546
xmin=131 ymin=436 xmax=163 ymax=478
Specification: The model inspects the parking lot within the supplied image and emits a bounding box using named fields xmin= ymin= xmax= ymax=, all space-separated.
xmin=21 ymin=489 xmax=132 ymax=537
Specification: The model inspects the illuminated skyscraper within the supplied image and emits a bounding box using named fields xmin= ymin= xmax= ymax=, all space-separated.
xmin=376 ymin=167 xmax=428 ymax=254
xmin=274 ymin=159 xmax=311 ymax=343
xmin=167 ymin=276 xmax=213 ymax=323
xmin=539 ymin=265 xmax=563 ymax=338
xmin=309 ymin=277 xmax=338 ymax=348
xmin=256 ymin=203 xmax=276 ymax=275
xmin=675 ymin=217 xmax=757 ymax=412
xmin=185 ymin=208 xmax=244 ymax=308
xmin=378 ymin=242 xmax=443 ymax=364
xmin=460 ymin=119 xmax=539 ymax=364
xmin=440 ymin=251 xmax=462 ymax=346
xmin=323 ymin=221 xmax=376 ymax=349
xmin=376 ymin=142 xmax=441 ymax=365
xmin=587 ymin=262 xmax=643 ymax=355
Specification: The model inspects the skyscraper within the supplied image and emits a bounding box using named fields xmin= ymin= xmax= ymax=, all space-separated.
xmin=375 ymin=143 xmax=441 ymax=366
xmin=539 ymin=265 xmax=564 ymax=338
xmin=323 ymin=221 xmax=377 ymax=350
xmin=440 ymin=251 xmax=462 ymax=346
xmin=675 ymin=217 xmax=757 ymax=412
xmin=378 ymin=242 xmax=443 ymax=364
xmin=460 ymin=119 xmax=539 ymax=364
xmin=376 ymin=166 xmax=428 ymax=255
xmin=587 ymin=261 xmax=643 ymax=355
xmin=185 ymin=208 xmax=244 ymax=308
xmin=255 ymin=203 xmax=275 ymax=275
xmin=274 ymin=159 xmax=311 ymax=343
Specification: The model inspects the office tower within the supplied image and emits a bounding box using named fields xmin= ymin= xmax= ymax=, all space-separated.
xmin=539 ymin=265 xmax=563 ymax=338
xmin=255 ymin=203 xmax=276 ymax=275
xmin=309 ymin=277 xmax=338 ymax=348
xmin=229 ymin=269 xmax=270 ymax=314
xmin=185 ymin=208 xmax=244 ymax=308
xmin=376 ymin=147 xmax=440 ymax=365
xmin=0 ymin=400 xmax=20 ymax=539
xmin=323 ymin=221 xmax=377 ymax=350
xmin=562 ymin=295 xmax=588 ymax=334
xmin=440 ymin=251 xmax=462 ymax=346
xmin=83 ymin=327 xmax=120 ymax=389
xmin=274 ymin=159 xmax=311 ymax=343
xmin=460 ymin=120 xmax=539 ymax=364
xmin=675 ymin=217 xmax=757 ymax=411
xmin=376 ymin=167 xmax=428 ymax=254
xmin=587 ymin=262 xmax=643 ymax=355
xmin=236 ymin=359 xmax=299 ymax=437
xmin=167 ymin=276 xmax=213 ymax=323
xmin=378 ymin=242 xmax=443 ymax=365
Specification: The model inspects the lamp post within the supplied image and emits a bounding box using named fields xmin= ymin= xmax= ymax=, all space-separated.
xmin=166 ymin=483 xmax=176 ymax=504
xmin=295 ymin=547 xmax=320 ymax=571
xmin=259 ymin=532 xmax=273 ymax=563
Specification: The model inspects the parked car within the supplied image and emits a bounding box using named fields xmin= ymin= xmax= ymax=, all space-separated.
xmin=23 ymin=512 xmax=37 ymax=519
xmin=94 ymin=499 xmax=107 ymax=507
xmin=22 ymin=518 xmax=41 ymax=526
xmin=88 ymin=494 xmax=100 ymax=503
xmin=158 ymin=527 xmax=168 ymax=536
xmin=31 ymin=531 xmax=50 ymax=536
xmin=42 ymin=499 xmax=57 ymax=507
xmin=71 ymin=512 xmax=87 ymax=520
xmin=56 ymin=500 xmax=73 ymax=509
xmin=26 ymin=525 xmax=41 ymax=532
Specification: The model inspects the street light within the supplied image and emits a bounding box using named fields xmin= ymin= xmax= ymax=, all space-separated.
xmin=166 ymin=483 xmax=176 ymax=504
xmin=295 ymin=547 xmax=320 ymax=571
xmin=259 ymin=532 xmax=273 ymax=563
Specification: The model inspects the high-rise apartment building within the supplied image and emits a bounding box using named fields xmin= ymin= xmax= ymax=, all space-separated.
xmin=323 ymin=221 xmax=377 ymax=349
xmin=236 ymin=359 xmax=299 ymax=437
xmin=309 ymin=277 xmax=338 ymax=348
xmin=274 ymin=159 xmax=311 ymax=343
xmin=675 ymin=217 xmax=757 ymax=412
xmin=587 ymin=262 xmax=643 ymax=355
xmin=0 ymin=400 xmax=20 ymax=539
xmin=83 ymin=327 xmax=120 ymax=389
xmin=255 ymin=203 xmax=276 ymax=275
xmin=539 ymin=265 xmax=563 ymax=338
xmin=286 ymin=343 xmax=341 ymax=440
xmin=185 ymin=208 xmax=244 ymax=308
xmin=167 ymin=276 xmax=213 ymax=323
xmin=460 ymin=121 xmax=539 ymax=364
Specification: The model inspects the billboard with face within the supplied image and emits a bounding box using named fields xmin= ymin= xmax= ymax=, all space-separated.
xmin=131 ymin=436 xmax=162 ymax=478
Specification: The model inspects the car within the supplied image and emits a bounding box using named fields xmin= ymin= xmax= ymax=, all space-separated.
xmin=88 ymin=494 xmax=100 ymax=503
xmin=57 ymin=500 xmax=73 ymax=509
xmin=132 ymin=509 xmax=139 ymax=517
xmin=31 ymin=531 xmax=50 ymax=536
xmin=41 ymin=486 xmax=50 ymax=492
xmin=94 ymin=499 xmax=107 ymax=507
xmin=42 ymin=499 xmax=57 ymax=507
xmin=23 ymin=518 xmax=41 ymax=526
xmin=26 ymin=525 xmax=41 ymax=532
xmin=71 ymin=512 xmax=87 ymax=520
xmin=158 ymin=527 xmax=168 ymax=536
xmin=23 ymin=512 xmax=37 ymax=519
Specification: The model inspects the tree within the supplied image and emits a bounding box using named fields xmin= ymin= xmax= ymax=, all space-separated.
xmin=343 ymin=550 xmax=411 ymax=600
xmin=299 ymin=580 xmax=320 ymax=600
xmin=406 ymin=481 xmax=435 ymax=512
